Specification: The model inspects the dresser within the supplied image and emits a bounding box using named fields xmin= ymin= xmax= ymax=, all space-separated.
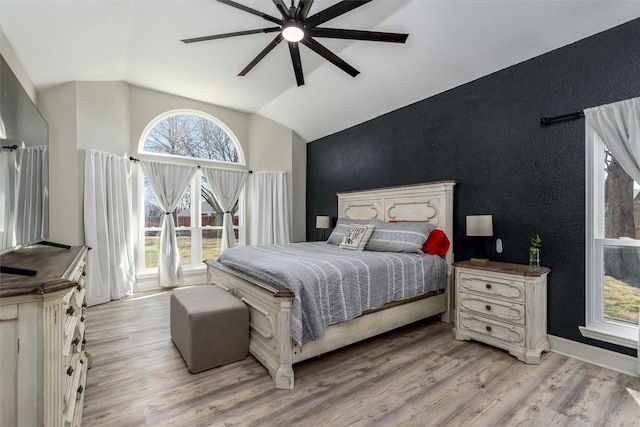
xmin=453 ymin=261 xmax=550 ymax=364
xmin=0 ymin=245 xmax=90 ymax=427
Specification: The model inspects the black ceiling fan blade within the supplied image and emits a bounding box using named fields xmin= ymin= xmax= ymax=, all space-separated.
xmin=182 ymin=27 xmax=280 ymax=43
xmin=239 ymin=34 xmax=284 ymax=76
xmin=301 ymin=37 xmax=359 ymax=78
xmin=272 ymin=0 xmax=292 ymax=19
xmin=288 ymin=42 xmax=305 ymax=86
xmin=309 ymin=28 xmax=408 ymax=43
xmin=217 ymin=0 xmax=283 ymax=25
xmin=295 ymin=0 xmax=314 ymax=21
xmin=305 ymin=0 xmax=372 ymax=28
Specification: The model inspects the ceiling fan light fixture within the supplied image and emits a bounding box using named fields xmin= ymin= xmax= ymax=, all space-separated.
xmin=282 ymin=23 xmax=305 ymax=42
xmin=183 ymin=0 xmax=409 ymax=86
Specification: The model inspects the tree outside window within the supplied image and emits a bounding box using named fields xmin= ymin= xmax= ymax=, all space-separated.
xmin=602 ymin=152 xmax=640 ymax=325
xmin=139 ymin=111 xmax=243 ymax=270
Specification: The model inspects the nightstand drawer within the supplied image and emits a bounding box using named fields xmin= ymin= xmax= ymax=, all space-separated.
xmin=458 ymin=272 xmax=525 ymax=302
xmin=458 ymin=291 xmax=525 ymax=325
xmin=458 ymin=313 xmax=525 ymax=346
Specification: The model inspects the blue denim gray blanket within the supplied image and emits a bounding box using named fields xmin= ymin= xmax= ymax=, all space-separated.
xmin=218 ymin=242 xmax=447 ymax=346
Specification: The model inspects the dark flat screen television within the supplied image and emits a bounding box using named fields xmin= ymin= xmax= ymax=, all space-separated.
xmin=0 ymin=54 xmax=49 ymax=261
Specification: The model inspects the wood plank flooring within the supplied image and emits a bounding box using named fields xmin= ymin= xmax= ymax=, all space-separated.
xmin=82 ymin=288 xmax=640 ymax=427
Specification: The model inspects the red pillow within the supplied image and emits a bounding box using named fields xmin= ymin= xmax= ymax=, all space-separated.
xmin=423 ymin=229 xmax=450 ymax=256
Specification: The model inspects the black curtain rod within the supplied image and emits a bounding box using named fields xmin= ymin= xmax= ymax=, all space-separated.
xmin=2 ymin=145 xmax=18 ymax=151
xmin=539 ymin=111 xmax=584 ymax=125
xmin=129 ymin=156 xmax=252 ymax=173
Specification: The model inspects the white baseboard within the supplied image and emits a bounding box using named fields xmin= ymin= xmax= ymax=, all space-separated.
xmin=549 ymin=334 xmax=639 ymax=378
xmin=136 ymin=268 xmax=208 ymax=292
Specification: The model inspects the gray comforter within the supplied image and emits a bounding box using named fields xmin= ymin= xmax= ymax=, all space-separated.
xmin=217 ymin=242 xmax=447 ymax=346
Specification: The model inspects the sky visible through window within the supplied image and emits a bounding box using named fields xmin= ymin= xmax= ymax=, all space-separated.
xmin=143 ymin=113 xmax=239 ymax=163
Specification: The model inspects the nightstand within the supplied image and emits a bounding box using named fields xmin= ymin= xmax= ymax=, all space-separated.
xmin=453 ymin=260 xmax=551 ymax=364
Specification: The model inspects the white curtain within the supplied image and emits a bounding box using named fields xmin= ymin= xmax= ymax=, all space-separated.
xmin=201 ymin=168 xmax=248 ymax=252
xmin=584 ymin=96 xmax=640 ymax=374
xmin=15 ymin=146 xmax=48 ymax=246
xmin=0 ymin=150 xmax=11 ymax=249
xmin=84 ymin=150 xmax=136 ymax=306
xmin=140 ymin=160 xmax=196 ymax=287
xmin=250 ymin=171 xmax=290 ymax=245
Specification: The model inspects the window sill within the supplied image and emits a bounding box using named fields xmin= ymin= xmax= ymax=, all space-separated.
xmin=136 ymin=265 xmax=207 ymax=291
xmin=579 ymin=325 xmax=638 ymax=349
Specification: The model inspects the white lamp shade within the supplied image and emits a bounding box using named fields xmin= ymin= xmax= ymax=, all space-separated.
xmin=466 ymin=215 xmax=493 ymax=237
xmin=316 ymin=215 xmax=331 ymax=229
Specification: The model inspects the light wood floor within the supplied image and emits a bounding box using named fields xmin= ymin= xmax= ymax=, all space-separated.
xmin=83 ymin=289 xmax=640 ymax=427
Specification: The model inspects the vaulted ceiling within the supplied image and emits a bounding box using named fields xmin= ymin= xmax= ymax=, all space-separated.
xmin=1 ymin=0 xmax=639 ymax=141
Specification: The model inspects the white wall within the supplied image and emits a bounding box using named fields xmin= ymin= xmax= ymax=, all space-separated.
xmin=0 ymin=29 xmax=36 ymax=102
xmin=246 ymin=114 xmax=306 ymax=242
xmin=38 ymin=81 xmax=133 ymax=246
xmin=77 ymin=82 xmax=130 ymax=155
xmin=38 ymin=83 xmax=82 ymax=245
xmin=291 ymin=131 xmax=306 ymax=242
xmin=36 ymin=81 xmax=306 ymax=284
xmin=129 ymin=86 xmax=250 ymax=162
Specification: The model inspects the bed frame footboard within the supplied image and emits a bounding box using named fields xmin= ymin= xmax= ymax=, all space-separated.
xmin=206 ymin=260 xmax=296 ymax=389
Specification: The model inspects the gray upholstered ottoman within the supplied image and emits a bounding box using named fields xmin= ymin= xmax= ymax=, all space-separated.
xmin=170 ymin=285 xmax=249 ymax=373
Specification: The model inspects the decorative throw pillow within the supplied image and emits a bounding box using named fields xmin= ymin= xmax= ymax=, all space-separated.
xmin=365 ymin=218 xmax=436 ymax=253
xmin=423 ymin=229 xmax=450 ymax=256
xmin=339 ymin=224 xmax=375 ymax=251
xmin=326 ymin=218 xmax=370 ymax=245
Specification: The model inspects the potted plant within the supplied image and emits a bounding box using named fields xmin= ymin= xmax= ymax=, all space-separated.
xmin=529 ymin=234 xmax=542 ymax=267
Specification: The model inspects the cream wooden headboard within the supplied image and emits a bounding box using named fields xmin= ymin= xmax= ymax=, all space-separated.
xmin=336 ymin=180 xmax=456 ymax=267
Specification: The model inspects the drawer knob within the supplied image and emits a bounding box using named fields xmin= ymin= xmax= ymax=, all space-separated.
xmin=72 ymin=337 xmax=80 ymax=346
xmin=485 ymin=284 xmax=492 ymax=289
xmin=485 ymin=325 xmax=492 ymax=332
xmin=66 ymin=306 xmax=75 ymax=316
xmin=485 ymin=305 xmax=491 ymax=311
xmin=77 ymin=385 xmax=84 ymax=395
xmin=67 ymin=366 xmax=74 ymax=376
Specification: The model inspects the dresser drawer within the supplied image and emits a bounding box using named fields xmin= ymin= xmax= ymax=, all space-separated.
xmin=458 ymin=291 xmax=525 ymax=325
xmin=458 ymin=313 xmax=525 ymax=346
xmin=63 ymin=353 xmax=88 ymax=427
xmin=458 ymin=272 xmax=525 ymax=302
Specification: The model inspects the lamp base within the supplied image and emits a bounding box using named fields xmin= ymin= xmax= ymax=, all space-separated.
xmin=470 ymin=257 xmax=490 ymax=265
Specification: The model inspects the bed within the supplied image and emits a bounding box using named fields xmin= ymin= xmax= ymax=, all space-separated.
xmin=204 ymin=181 xmax=456 ymax=389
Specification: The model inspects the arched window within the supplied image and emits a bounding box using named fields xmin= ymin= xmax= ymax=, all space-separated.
xmin=137 ymin=110 xmax=245 ymax=275
xmin=139 ymin=110 xmax=244 ymax=164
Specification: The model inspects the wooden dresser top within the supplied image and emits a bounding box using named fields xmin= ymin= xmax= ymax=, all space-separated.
xmin=453 ymin=260 xmax=551 ymax=277
xmin=0 ymin=245 xmax=87 ymax=297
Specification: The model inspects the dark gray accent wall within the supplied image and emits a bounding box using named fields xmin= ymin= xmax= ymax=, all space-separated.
xmin=306 ymin=18 xmax=640 ymax=356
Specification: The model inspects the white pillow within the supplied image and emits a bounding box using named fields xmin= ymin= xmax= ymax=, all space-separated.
xmin=339 ymin=224 xmax=375 ymax=251
xmin=327 ymin=218 xmax=370 ymax=245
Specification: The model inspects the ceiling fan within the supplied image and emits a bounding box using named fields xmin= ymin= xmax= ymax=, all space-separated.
xmin=181 ymin=0 xmax=409 ymax=86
